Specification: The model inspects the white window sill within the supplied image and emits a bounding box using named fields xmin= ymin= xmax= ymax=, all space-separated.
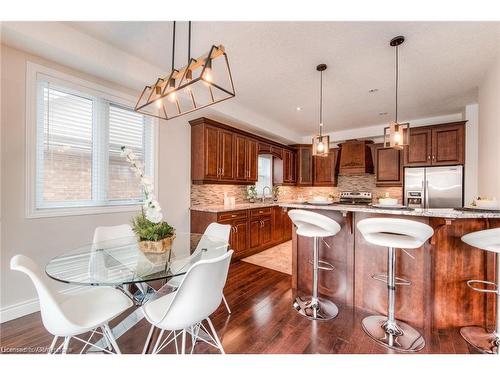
xmin=26 ymin=203 xmax=143 ymax=219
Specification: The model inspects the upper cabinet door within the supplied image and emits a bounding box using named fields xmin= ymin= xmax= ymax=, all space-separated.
xmin=375 ymin=146 xmax=403 ymax=186
xmin=204 ymin=125 xmax=220 ymax=179
xmin=296 ymin=146 xmax=313 ymax=186
xmin=313 ymin=149 xmax=337 ymax=186
xmin=247 ymin=139 xmax=258 ymax=181
xmin=218 ymin=130 xmax=234 ymax=180
xmin=404 ymin=128 xmax=432 ymax=166
xmin=431 ymin=123 xmax=465 ymax=165
xmin=234 ymin=134 xmax=248 ymax=181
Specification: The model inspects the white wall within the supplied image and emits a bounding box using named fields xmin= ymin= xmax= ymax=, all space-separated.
xmin=478 ymin=50 xmax=500 ymax=200
xmin=0 ymin=44 xmax=191 ymax=322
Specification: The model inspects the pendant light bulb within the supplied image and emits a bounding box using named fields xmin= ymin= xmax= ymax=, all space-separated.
xmin=202 ymin=58 xmax=213 ymax=84
xmin=167 ymin=78 xmax=177 ymax=103
xmin=316 ymin=140 xmax=325 ymax=153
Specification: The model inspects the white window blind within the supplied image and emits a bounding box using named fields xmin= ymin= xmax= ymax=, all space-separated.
xmin=34 ymin=78 xmax=154 ymax=212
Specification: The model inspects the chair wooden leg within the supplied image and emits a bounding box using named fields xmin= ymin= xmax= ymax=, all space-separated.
xmin=103 ymin=325 xmax=121 ymax=354
xmin=143 ymin=325 xmax=155 ymax=354
xmin=222 ymin=294 xmax=231 ymax=314
xmin=206 ymin=317 xmax=225 ymax=354
xmin=49 ymin=336 xmax=58 ymax=354
xmin=62 ymin=336 xmax=71 ymax=354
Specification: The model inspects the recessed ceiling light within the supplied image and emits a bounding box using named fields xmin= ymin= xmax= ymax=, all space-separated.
xmin=368 ymin=89 xmax=379 ymax=93
xmin=296 ymin=107 xmax=302 ymax=111
xmin=379 ymin=111 xmax=388 ymax=116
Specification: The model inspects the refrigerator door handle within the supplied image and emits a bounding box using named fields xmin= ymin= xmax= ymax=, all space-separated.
xmin=425 ymin=180 xmax=429 ymax=209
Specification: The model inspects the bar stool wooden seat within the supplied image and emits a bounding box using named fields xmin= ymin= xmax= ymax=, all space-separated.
xmin=288 ymin=209 xmax=341 ymax=320
xmin=357 ymin=217 xmax=433 ymax=352
xmin=461 ymin=227 xmax=500 ymax=354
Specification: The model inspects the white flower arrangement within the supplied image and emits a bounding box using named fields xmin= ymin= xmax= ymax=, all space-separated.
xmin=121 ymin=146 xmax=163 ymax=224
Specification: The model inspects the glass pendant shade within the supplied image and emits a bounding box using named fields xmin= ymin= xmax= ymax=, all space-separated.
xmin=135 ymin=45 xmax=235 ymax=120
xmin=383 ymin=122 xmax=409 ymax=149
xmin=312 ymin=134 xmax=330 ymax=156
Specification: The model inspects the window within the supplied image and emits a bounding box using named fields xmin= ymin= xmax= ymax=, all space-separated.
xmin=27 ymin=63 xmax=156 ymax=217
xmin=255 ymin=155 xmax=273 ymax=196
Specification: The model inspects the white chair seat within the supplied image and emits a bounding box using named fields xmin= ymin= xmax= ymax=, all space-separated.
xmin=461 ymin=228 xmax=500 ymax=254
xmin=288 ymin=210 xmax=341 ymax=238
xmin=360 ymin=232 xmax=426 ymax=249
xmin=60 ymin=287 xmax=133 ymax=336
xmin=142 ymin=292 xmax=176 ymax=328
xmin=357 ymin=218 xmax=433 ymax=249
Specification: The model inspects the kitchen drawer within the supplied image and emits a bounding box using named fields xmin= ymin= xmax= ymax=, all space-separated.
xmin=217 ymin=210 xmax=248 ymax=221
xmin=250 ymin=207 xmax=272 ymax=217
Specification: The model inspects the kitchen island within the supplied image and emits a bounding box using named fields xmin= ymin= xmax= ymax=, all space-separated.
xmin=279 ymin=203 xmax=500 ymax=333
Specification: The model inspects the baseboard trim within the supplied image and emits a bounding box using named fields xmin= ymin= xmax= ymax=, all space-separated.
xmin=0 ymin=285 xmax=87 ymax=323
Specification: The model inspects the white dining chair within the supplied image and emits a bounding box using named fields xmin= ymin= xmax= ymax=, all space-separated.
xmin=142 ymin=250 xmax=233 ymax=354
xmin=93 ymin=224 xmax=135 ymax=245
xmin=10 ymin=254 xmax=133 ymax=354
xmin=167 ymin=223 xmax=232 ymax=314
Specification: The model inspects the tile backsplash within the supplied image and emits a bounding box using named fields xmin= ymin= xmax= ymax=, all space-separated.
xmin=191 ymin=174 xmax=403 ymax=207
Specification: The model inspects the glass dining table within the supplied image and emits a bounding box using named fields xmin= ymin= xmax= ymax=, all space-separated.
xmin=45 ymin=232 xmax=228 ymax=351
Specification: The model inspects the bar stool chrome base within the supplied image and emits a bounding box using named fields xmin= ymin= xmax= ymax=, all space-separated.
xmin=293 ymin=296 xmax=339 ymax=321
xmin=460 ymin=326 xmax=499 ymax=354
xmin=362 ymin=315 xmax=425 ymax=352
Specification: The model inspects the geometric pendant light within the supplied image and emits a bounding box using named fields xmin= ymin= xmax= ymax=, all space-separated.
xmin=135 ymin=21 xmax=235 ymax=121
xmin=312 ymin=63 xmax=330 ymax=157
xmin=383 ymin=35 xmax=409 ymax=149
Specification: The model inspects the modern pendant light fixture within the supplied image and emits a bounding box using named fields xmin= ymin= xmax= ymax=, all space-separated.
xmin=312 ymin=64 xmax=329 ymax=157
xmin=135 ymin=21 xmax=235 ymax=121
xmin=384 ymin=36 xmax=409 ymax=149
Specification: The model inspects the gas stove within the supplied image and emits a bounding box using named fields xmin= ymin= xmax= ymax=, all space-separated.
xmin=336 ymin=191 xmax=373 ymax=206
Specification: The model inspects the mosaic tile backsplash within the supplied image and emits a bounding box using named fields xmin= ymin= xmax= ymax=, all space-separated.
xmin=191 ymin=174 xmax=403 ymax=207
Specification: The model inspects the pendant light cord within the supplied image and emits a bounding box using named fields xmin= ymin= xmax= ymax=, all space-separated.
xmin=395 ymin=44 xmax=399 ymax=124
xmin=319 ymin=70 xmax=323 ymax=136
xmin=171 ymin=21 xmax=176 ymax=71
xmin=188 ymin=21 xmax=191 ymax=63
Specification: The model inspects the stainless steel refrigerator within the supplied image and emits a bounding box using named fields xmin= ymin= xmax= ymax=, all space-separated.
xmin=404 ymin=166 xmax=464 ymax=208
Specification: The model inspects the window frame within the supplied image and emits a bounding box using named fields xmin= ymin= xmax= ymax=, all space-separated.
xmin=25 ymin=62 xmax=159 ymax=218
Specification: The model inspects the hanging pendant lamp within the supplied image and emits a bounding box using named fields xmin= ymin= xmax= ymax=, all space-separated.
xmin=384 ymin=36 xmax=409 ymax=149
xmin=135 ymin=21 xmax=235 ymax=121
xmin=312 ymin=64 xmax=329 ymax=157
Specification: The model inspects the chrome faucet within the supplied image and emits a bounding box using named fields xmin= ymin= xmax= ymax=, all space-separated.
xmin=262 ymin=186 xmax=272 ymax=202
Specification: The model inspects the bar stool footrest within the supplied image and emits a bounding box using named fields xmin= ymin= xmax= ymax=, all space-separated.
xmin=371 ymin=273 xmax=411 ymax=286
xmin=308 ymin=259 xmax=336 ymax=271
xmin=466 ymin=279 xmax=498 ymax=294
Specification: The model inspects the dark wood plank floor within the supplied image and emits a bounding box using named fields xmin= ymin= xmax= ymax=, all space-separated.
xmin=0 ymin=261 xmax=479 ymax=354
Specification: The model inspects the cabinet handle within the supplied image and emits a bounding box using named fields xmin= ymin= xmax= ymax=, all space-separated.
xmin=231 ymin=214 xmax=237 ymax=218
xmin=259 ymin=210 xmax=263 ymax=214
xmin=428 ymin=155 xmax=431 ymax=160
xmin=235 ymin=226 xmax=239 ymax=233
xmin=432 ymin=155 xmax=435 ymax=160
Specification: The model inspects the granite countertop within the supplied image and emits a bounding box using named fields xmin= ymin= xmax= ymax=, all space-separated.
xmin=278 ymin=203 xmax=500 ymax=219
xmin=190 ymin=202 xmax=280 ymax=213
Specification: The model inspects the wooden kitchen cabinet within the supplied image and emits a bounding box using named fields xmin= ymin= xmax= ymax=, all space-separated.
xmin=404 ymin=121 xmax=465 ymax=166
xmin=374 ymin=144 xmax=403 ymax=187
xmin=191 ymin=118 xmax=292 ymax=185
xmin=313 ymin=148 xmax=338 ymax=186
xmin=234 ymin=135 xmax=258 ymax=182
xmin=282 ymin=149 xmax=296 ymax=185
xmin=191 ymin=205 xmax=293 ymax=261
xmin=294 ymin=145 xmax=313 ymax=186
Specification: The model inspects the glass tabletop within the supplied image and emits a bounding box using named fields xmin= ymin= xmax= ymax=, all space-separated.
xmin=45 ymin=233 xmax=228 ymax=286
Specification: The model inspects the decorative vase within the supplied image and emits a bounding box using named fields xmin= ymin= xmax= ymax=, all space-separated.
xmin=138 ymin=235 xmax=175 ymax=254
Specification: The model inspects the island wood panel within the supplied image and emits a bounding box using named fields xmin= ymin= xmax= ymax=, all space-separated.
xmin=291 ymin=209 xmax=498 ymax=331
xmin=353 ymin=212 xmax=430 ymax=330
xmin=293 ymin=210 xmax=354 ymax=306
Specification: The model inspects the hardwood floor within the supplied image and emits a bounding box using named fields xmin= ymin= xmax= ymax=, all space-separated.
xmin=0 ymin=261 xmax=479 ymax=354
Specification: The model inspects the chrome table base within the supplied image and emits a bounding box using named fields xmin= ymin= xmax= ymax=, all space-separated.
xmin=362 ymin=315 xmax=425 ymax=352
xmin=293 ymin=296 xmax=339 ymax=321
xmin=460 ymin=326 xmax=499 ymax=354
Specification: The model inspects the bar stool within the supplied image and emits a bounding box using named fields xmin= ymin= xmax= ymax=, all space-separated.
xmin=357 ymin=218 xmax=434 ymax=352
xmin=288 ymin=209 xmax=341 ymax=320
xmin=460 ymin=227 xmax=500 ymax=354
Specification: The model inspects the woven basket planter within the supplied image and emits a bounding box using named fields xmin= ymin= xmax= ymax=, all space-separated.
xmin=138 ymin=235 xmax=175 ymax=254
